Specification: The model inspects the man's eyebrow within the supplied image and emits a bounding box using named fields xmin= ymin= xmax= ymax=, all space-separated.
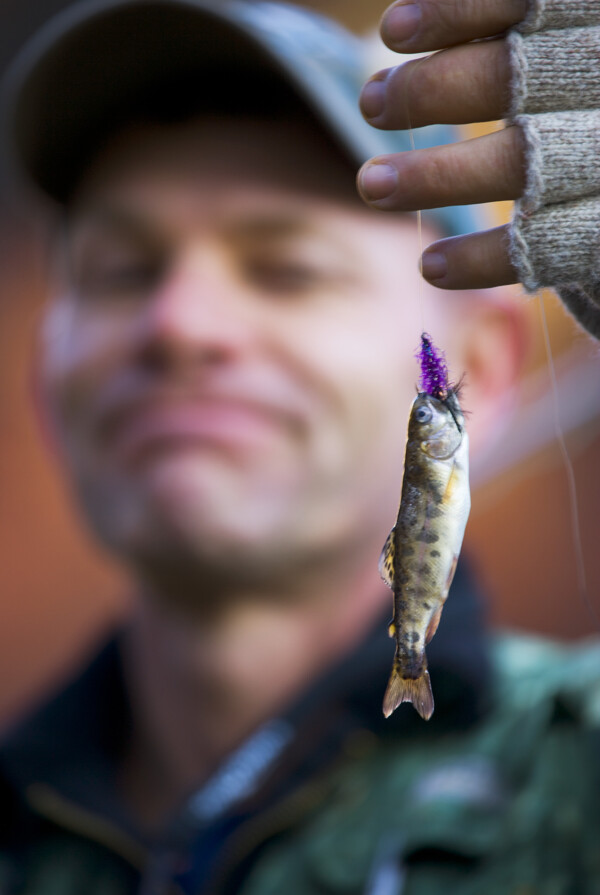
xmin=225 ymin=214 xmax=326 ymax=241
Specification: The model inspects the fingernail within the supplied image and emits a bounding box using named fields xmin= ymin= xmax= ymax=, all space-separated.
xmin=421 ymin=251 xmax=447 ymax=281
xmin=359 ymin=164 xmax=397 ymax=201
xmin=360 ymin=77 xmax=386 ymax=120
xmin=383 ymin=2 xmax=422 ymax=44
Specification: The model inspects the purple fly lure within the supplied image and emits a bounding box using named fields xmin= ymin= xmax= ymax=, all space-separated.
xmin=416 ymin=332 xmax=448 ymax=399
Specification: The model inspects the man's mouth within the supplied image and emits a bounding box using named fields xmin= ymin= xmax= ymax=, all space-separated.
xmin=100 ymin=399 xmax=288 ymax=467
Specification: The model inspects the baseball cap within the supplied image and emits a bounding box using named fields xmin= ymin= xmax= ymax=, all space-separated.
xmin=2 ymin=0 xmax=482 ymax=235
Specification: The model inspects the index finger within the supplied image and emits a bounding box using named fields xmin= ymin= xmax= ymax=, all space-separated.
xmin=381 ymin=0 xmax=528 ymax=53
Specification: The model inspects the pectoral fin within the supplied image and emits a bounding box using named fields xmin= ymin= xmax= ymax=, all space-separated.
xmin=442 ymin=554 xmax=459 ymax=601
xmin=424 ymin=555 xmax=458 ymax=646
xmin=378 ymin=527 xmax=396 ymax=589
xmin=425 ymin=606 xmax=443 ymax=644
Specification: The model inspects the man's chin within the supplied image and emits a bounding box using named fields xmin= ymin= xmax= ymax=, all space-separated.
xmin=110 ymin=509 xmax=310 ymax=598
xmin=139 ymin=450 xmax=301 ymax=536
xmin=81 ymin=454 xmax=310 ymax=575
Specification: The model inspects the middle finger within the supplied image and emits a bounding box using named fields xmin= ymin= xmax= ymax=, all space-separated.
xmin=360 ymin=39 xmax=510 ymax=129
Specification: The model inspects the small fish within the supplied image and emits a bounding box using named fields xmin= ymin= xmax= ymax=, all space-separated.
xmin=380 ymin=335 xmax=470 ymax=720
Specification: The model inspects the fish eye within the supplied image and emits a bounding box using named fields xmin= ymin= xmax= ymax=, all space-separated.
xmin=415 ymin=405 xmax=433 ymax=424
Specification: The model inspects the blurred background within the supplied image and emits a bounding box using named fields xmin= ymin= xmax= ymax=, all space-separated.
xmin=1 ymin=0 xmax=599 ymax=725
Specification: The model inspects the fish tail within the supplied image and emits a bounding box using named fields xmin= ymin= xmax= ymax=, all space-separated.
xmin=382 ymin=661 xmax=434 ymax=721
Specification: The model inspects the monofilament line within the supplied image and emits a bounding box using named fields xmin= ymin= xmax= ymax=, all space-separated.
xmin=537 ymin=293 xmax=599 ymax=630
xmin=405 ymin=57 xmax=427 ymax=335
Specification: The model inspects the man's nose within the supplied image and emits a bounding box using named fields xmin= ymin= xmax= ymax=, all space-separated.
xmin=134 ymin=248 xmax=253 ymax=369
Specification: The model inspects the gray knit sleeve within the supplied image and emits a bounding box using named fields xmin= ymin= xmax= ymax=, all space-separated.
xmin=507 ymin=0 xmax=600 ymax=339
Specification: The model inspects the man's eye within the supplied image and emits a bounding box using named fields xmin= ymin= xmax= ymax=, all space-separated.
xmin=246 ymin=260 xmax=323 ymax=294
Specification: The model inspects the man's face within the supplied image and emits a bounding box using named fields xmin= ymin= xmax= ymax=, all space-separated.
xmin=42 ymin=115 xmax=443 ymax=585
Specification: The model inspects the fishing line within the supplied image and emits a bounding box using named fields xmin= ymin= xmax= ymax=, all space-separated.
xmin=403 ymin=54 xmax=429 ymax=336
xmin=537 ymin=292 xmax=600 ymax=630
xmin=408 ymin=137 xmax=425 ymax=335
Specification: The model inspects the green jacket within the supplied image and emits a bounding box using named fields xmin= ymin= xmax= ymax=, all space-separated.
xmin=1 ymin=594 xmax=599 ymax=895
xmin=242 ymin=635 xmax=600 ymax=895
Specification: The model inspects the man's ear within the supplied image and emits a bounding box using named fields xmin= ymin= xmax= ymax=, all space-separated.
xmin=452 ymin=289 xmax=531 ymax=456
xmin=30 ymin=305 xmax=66 ymax=461
xmin=30 ymin=339 xmax=59 ymax=459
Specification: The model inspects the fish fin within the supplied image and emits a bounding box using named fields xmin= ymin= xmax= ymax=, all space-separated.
xmin=425 ymin=605 xmax=443 ymax=645
xmin=442 ymin=554 xmax=459 ymax=602
xmin=423 ymin=556 xmax=457 ymax=646
xmin=388 ymin=621 xmax=396 ymax=638
xmin=383 ymin=664 xmax=434 ymax=721
xmin=378 ymin=527 xmax=396 ymax=589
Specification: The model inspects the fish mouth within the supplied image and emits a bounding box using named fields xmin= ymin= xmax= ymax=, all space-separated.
xmin=441 ymin=388 xmax=464 ymax=433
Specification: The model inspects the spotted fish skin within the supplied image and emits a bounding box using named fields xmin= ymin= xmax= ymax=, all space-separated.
xmin=379 ymin=389 xmax=470 ymax=720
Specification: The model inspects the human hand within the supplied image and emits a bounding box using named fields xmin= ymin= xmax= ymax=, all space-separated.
xmin=357 ymin=0 xmax=529 ymax=291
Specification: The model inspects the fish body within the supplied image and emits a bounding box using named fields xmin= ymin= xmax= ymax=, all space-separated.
xmin=380 ymin=388 xmax=470 ymax=720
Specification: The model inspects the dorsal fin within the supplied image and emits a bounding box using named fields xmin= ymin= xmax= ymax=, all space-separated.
xmin=378 ymin=527 xmax=396 ymax=589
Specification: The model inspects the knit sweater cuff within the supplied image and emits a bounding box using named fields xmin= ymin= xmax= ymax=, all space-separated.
xmin=506 ymin=2 xmax=600 ymax=337
xmin=508 ymin=27 xmax=600 ymax=115
xmin=517 ymin=111 xmax=600 ymax=210
xmin=510 ymin=198 xmax=600 ymax=288
xmin=517 ymin=0 xmax=600 ymax=34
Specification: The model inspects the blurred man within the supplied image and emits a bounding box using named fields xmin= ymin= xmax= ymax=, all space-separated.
xmin=1 ymin=1 xmax=599 ymax=893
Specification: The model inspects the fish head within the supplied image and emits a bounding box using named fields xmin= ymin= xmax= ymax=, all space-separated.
xmin=410 ymin=390 xmax=465 ymax=461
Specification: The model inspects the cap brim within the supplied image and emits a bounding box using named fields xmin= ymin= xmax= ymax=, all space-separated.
xmin=4 ymin=0 xmax=390 ymax=203
xmin=3 ymin=0 xmax=486 ymax=237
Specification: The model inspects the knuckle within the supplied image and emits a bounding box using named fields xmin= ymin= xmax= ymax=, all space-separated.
xmin=386 ymin=57 xmax=438 ymax=125
xmin=419 ymin=151 xmax=450 ymax=197
xmin=400 ymin=148 xmax=454 ymax=205
xmin=419 ymin=0 xmax=481 ymax=42
xmin=384 ymin=62 xmax=421 ymax=125
xmin=498 ymin=128 xmax=526 ymax=193
xmin=421 ymin=0 xmax=464 ymax=32
xmin=489 ymin=40 xmax=512 ymax=114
